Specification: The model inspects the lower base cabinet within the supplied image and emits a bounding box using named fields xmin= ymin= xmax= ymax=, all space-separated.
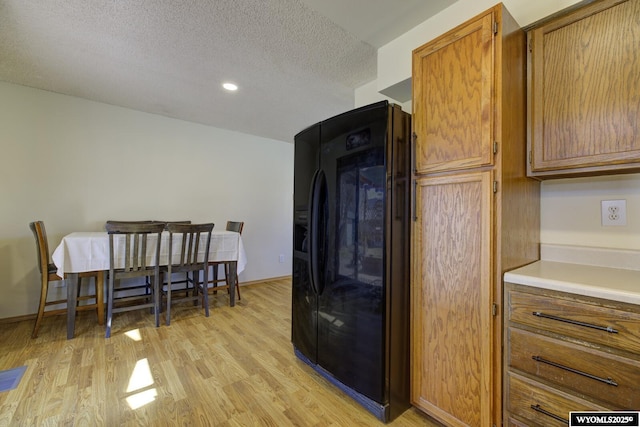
xmin=504 ymin=283 xmax=640 ymax=426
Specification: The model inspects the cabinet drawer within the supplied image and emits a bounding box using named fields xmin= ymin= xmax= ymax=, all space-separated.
xmin=508 ymin=290 xmax=640 ymax=354
xmin=507 ymin=372 xmax=609 ymax=427
xmin=509 ymin=328 xmax=640 ymax=409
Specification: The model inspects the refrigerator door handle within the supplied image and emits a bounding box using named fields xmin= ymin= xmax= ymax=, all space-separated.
xmin=315 ymin=170 xmax=327 ymax=296
xmin=307 ymin=169 xmax=322 ymax=295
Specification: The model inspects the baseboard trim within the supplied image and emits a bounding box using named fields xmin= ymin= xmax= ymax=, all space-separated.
xmin=0 ymin=313 xmax=36 ymax=325
xmin=240 ymin=275 xmax=291 ymax=286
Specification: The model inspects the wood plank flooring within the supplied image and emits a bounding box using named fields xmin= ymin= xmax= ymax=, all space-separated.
xmin=0 ymin=278 xmax=441 ymax=426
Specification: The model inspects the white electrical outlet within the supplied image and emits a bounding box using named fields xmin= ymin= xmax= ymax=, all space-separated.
xmin=601 ymin=199 xmax=627 ymax=226
xmin=279 ymin=254 xmax=285 ymax=263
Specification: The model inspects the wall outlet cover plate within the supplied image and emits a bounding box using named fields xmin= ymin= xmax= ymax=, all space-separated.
xmin=601 ymin=199 xmax=627 ymax=226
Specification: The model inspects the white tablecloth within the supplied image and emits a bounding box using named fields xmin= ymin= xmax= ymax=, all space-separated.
xmin=52 ymin=230 xmax=247 ymax=276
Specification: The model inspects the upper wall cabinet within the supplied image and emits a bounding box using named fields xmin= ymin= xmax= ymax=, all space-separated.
xmin=413 ymin=13 xmax=495 ymax=174
xmin=527 ymin=0 xmax=640 ymax=179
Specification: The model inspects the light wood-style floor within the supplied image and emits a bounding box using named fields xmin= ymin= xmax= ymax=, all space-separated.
xmin=0 ymin=278 xmax=440 ymax=426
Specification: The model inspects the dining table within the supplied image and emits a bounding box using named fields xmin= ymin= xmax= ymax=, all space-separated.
xmin=51 ymin=229 xmax=247 ymax=339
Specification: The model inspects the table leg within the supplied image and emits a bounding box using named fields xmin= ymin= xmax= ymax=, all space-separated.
xmin=228 ymin=261 xmax=237 ymax=307
xmin=66 ymin=272 xmax=78 ymax=339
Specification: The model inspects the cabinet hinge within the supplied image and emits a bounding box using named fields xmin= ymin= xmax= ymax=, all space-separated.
xmin=493 ymin=141 xmax=498 ymax=155
xmin=528 ymin=150 xmax=532 ymax=164
xmin=412 ymin=180 xmax=418 ymax=222
xmin=493 ymin=21 xmax=498 ymax=35
xmin=492 ymin=303 xmax=498 ymax=316
xmin=411 ymin=132 xmax=417 ymax=174
xmin=528 ymin=39 xmax=533 ymax=53
xmin=493 ymin=181 xmax=498 ymax=193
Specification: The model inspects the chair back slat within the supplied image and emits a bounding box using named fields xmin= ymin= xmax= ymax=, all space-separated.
xmin=226 ymin=221 xmax=244 ymax=234
xmin=29 ymin=221 xmax=50 ymax=275
xmin=181 ymin=233 xmax=189 ymax=265
xmin=129 ymin=234 xmax=136 ymax=271
xmin=139 ymin=234 xmax=147 ymax=270
xmin=191 ymin=231 xmax=199 ymax=261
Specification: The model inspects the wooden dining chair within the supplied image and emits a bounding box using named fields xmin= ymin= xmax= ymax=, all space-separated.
xmin=104 ymin=221 xmax=166 ymax=338
xmin=104 ymin=220 xmax=192 ymax=297
xmin=163 ymin=222 xmax=214 ymax=325
xmin=143 ymin=221 xmax=193 ymax=292
xmin=29 ymin=221 xmax=104 ymax=339
xmin=208 ymin=221 xmax=244 ymax=300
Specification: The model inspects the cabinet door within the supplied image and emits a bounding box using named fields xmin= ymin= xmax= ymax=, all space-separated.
xmin=411 ymin=171 xmax=493 ymax=426
xmin=528 ymin=0 xmax=640 ymax=176
xmin=412 ymin=11 xmax=495 ymax=174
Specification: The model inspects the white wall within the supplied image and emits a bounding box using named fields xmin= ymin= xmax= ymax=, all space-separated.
xmin=541 ymin=174 xmax=640 ymax=250
xmin=0 ymin=81 xmax=293 ymax=319
xmin=356 ymin=0 xmax=640 ymax=254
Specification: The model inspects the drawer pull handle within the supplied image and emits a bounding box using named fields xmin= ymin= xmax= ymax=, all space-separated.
xmin=532 ymin=356 xmax=618 ymax=386
xmin=532 ymin=311 xmax=619 ymax=334
xmin=530 ymin=404 xmax=568 ymax=424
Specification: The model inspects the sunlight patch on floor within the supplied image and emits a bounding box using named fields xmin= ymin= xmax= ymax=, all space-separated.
xmin=125 ymin=329 xmax=142 ymax=341
xmin=126 ymin=358 xmax=157 ymax=409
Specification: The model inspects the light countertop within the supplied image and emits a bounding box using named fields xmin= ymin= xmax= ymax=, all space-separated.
xmin=504 ymin=260 xmax=640 ymax=305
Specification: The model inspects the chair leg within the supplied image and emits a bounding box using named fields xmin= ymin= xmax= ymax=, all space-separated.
xmin=212 ymin=264 xmax=219 ymax=295
xmin=201 ymin=270 xmax=210 ymax=317
xmin=184 ymin=272 xmax=192 ymax=298
xmin=153 ymin=274 xmax=160 ymax=328
xmin=190 ymin=272 xmax=199 ymax=306
xmin=224 ymin=264 xmax=241 ymax=301
xmin=106 ymin=274 xmax=114 ymax=338
xmin=165 ymin=273 xmax=172 ymax=326
xmin=157 ymin=273 xmax=163 ymax=314
xmin=31 ymin=276 xmax=50 ymax=339
xmin=95 ymin=272 xmax=105 ymax=325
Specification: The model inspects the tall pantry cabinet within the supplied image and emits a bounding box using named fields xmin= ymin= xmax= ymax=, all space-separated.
xmin=410 ymin=4 xmax=540 ymax=426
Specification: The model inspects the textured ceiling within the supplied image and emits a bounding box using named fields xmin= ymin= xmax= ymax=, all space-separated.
xmin=0 ymin=0 xmax=455 ymax=142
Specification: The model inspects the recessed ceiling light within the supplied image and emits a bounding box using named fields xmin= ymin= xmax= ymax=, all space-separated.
xmin=222 ymin=82 xmax=238 ymax=91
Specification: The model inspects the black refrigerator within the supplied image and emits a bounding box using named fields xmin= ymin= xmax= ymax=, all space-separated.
xmin=292 ymin=100 xmax=411 ymax=422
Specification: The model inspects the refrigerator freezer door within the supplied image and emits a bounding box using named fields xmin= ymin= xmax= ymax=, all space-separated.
xmin=292 ymin=124 xmax=320 ymax=363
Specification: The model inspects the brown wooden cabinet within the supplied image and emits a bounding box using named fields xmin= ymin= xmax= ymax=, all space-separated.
xmin=413 ymin=12 xmax=495 ymax=174
xmin=412 ymin=171 xmax=493 ymax=426
xmin=411 ymin=4 xmax=540 ymax=426
xmin=527 ymin=0 xmax=640 ymax=178
xmin=504 ymin=283 xmax=640 ymax=426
